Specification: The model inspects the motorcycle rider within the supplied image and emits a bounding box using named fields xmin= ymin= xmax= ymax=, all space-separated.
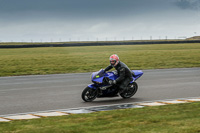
xmin=104 ymin=54 xmax=134 ymax=93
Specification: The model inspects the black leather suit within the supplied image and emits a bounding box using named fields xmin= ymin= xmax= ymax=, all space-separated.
xmin=105 ymin=61 xmax=133 ymax=91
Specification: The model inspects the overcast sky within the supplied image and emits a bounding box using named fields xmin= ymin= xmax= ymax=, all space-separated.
xmin=0 ymin=0 xmax=200 ymax=42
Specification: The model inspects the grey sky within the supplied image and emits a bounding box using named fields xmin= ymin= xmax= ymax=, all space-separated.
xmin=0 ymin=0 xmax=200 ymax=42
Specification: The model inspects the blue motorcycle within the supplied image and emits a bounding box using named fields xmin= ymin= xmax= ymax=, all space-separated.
xmin=82 ymin=69 xmax=143 ymax=102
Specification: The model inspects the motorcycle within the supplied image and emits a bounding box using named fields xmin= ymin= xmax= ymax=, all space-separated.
xmin=82 ymin=69 xmax=143 ymax=102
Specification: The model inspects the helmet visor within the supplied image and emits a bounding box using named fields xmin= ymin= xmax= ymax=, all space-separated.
xmin=110 ymin=60 xmax=116 ymax=65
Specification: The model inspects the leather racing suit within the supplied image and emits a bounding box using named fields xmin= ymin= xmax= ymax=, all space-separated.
xmin=104 ymin=61 xmax=133 ymax=91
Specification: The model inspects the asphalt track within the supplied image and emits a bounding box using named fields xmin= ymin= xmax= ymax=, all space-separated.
xmin=0 ymin=68 xmax=200 ymax=116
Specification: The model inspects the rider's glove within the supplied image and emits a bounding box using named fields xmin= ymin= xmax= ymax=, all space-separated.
xmin=113 ymin=71 xmax=118 ymax=75
xmin=109 ymin=80 xmax=116 ymax=85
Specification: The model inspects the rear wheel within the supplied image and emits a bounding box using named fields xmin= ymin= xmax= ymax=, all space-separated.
xmin=120 ymin=82 xmax=138 ymax=99
xmin=82 ymin=87 xmax=98 ymax=102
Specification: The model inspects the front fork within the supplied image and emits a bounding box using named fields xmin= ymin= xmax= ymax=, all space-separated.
xmin=88 ymin=84 xmax=102 ymax=97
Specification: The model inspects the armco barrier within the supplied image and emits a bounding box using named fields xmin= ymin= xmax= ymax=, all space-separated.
xmin=0 ymin=40 xmax=200 ymax=48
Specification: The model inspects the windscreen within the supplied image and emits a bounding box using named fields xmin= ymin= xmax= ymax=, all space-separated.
xmin=92 ymin=69 xmax=105 ymax=79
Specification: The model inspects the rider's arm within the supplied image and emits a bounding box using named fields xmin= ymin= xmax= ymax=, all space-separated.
xmin=104 ymin=65 xmax=113 ymax=72
xmin=115 ymin=67 xmax=125 ymax=83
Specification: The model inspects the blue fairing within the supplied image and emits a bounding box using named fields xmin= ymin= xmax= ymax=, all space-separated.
xmin=91 ymin=69 xmax=118 ymax=83
xmin=132 ymin=70 xmax=143 ymax=81
xmin=88 ymin=69 xmax=143 ymax=89
xmin=88 ymin=84 xmax=97 ymax=89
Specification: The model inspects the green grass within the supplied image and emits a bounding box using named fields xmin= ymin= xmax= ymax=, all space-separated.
xmin=0 ymin=102 xmax=200 ymax=133
xmin=0 ymin=43 xmax=200 ymax=76
xmin=0 ymin=43 xmax=200 ymax=132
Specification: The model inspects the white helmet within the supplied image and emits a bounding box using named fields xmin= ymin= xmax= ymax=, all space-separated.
xmin=109 ymin=54 xmax=119 ymax=66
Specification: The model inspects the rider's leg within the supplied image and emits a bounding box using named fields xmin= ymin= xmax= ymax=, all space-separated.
xmin=118 ymin=78 xmax=132 ymax=93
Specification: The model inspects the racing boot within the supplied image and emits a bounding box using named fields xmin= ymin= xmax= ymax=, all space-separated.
xmin=119 ymin=86 xmax=129 ymax=94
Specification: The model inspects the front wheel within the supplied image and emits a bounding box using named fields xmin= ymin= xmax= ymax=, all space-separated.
xmin=82 ymin=87 xmax=98 ymax=102
xmin=120 ymin=82 xmax=138 ymax=99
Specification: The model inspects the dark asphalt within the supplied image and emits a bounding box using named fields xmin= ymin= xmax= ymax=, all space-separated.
xmin=0 ymin=68 xmax=200 ymax=115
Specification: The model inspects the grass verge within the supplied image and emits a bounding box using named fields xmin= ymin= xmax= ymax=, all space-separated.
xmin=0 ymin=102 xmax=200 ymax=133
xmin=0 ymin=43 xmax=200 ymax=76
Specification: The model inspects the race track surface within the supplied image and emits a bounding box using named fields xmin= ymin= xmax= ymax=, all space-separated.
xmin=0 ymin=68 xmax=199 ymax=115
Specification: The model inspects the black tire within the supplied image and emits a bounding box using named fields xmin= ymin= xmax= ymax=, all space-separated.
xmin=120 ymin=82 xmax=138 ymax=99
xmin=82 ymin=87 xmax=98 ymax=102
